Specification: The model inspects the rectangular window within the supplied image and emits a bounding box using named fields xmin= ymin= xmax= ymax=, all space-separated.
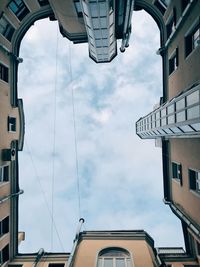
xmin=166 ymin=9 xmax=176 ymax=39
xmin=185 ymin=21 xmax=200 ymax=57
xmin=0 ymin=166 xmax=9 ymax=182
xmin=182 ymin=0 xmax=190 ymax=12
xmin=48 ymin=264 xmax=65 ymax=267
xmin=0 ymin=63 xmax=9 ymax=83
xmin=7 ymin=116 xmax=16 ymax=132
xmin=0 ymin=15 xmax=15 ymax=41
xmin=0 ymin=244 xmax=9 ymax=264
xmin=172 ymin=162 xmax=182 ymax=184
xmin=0 ymin=217 xmax=9 ymax=237
xmin=8 ymin=0 xmax=30 ymax=21
xmin=169 ymin=48 xmax=178 ymax=75
xmin=154 ymin=0 xmax=167 ymax=15
xmin=189 ymin=169 xmax=200 ymax=194
xmin=38 ymin=0 xmax=49 ymax=6
xmin=74 ymin=0 xmax=83 ymax=17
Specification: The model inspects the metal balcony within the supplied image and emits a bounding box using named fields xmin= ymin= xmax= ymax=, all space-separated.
xmin=136 ymin=82 xmax=200 ymax=139
xmin=80 ymin=0 xmax=117 ymax=63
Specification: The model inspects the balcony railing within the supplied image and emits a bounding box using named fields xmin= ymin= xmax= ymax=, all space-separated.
xmin=136 ymin=82 xmax=200 ymax=139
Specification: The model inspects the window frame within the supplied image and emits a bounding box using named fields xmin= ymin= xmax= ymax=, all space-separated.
xmin=7 ymin=116 xmax=16 ymax=132
xmin=8 ymin=0 xmax=30 ymax=21
xmin=166 ymin=8 xmax=176 ymax=39
xmin=185 ymin=17 xmax=200 ymax=58
xmin=0 ymin=14 xmax=15 ymax=42
xmin=172 ymin=161 xmax=182 ymax=185
xmin=0 ymin=165 xmax=9 ymax=183
xmin=189 ymin=168 xmax=200 ymax=195
xmin=97 ymin=247 xmax=133 ymax=267
xmin=169 ymin=48 xmax=179 ymax=75
xmin=0 ymin=62 xmax=9 ymax=83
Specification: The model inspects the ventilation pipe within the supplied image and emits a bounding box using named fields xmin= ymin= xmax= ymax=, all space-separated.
xmin=32 ymin=248 xmax=45 ymax=267
xmin=120 ymin=0 xmax=134 ymax=52
xmin=67 ymin=218 xmax=85 ymax=267
xmin=0 ymin=189 xmax=24 ymax=204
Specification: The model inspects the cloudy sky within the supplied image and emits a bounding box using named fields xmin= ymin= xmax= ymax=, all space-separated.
xmin=18 ymin=10 xmax=184 ymax=253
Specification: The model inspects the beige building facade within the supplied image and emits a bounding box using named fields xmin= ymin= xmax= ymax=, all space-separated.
xmin=0 ymin=0 xmax=200 ymax=266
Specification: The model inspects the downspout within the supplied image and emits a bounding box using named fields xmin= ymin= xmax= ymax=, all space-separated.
xmin=67 ymin=218 xmax=85 ymax=267
xmin=32 ymin=248 xmax=45 ymax=267
xmin=164 ymin=200 xmax=200 ymax=238
xmin=120 ymin=0 xmax=134 ymax=52
xmin=0 ymin=189 xmax=24 ymax=204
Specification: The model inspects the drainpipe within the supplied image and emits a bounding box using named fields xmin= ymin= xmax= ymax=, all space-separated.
xmin=32 ymin=248 xmax=45 ymax=267
xmin=163 ymin=200 xmax=200 ymax=238
xmin=120 ymin=0 xmax=134 ymax=52
xmin=67 ymin=218 xmax=85 ymax=267
xmin=0 ymin=189 xmax=24 ymax=204
xmin=0 ymin=43 xmax=23 ymax=63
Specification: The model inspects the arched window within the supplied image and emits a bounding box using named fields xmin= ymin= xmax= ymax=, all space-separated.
xmin=97 ymin=247 xmax=132 ymax=267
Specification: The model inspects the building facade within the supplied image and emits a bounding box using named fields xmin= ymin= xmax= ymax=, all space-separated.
xmin=0 ymin=0 xmax=200 ymax=266
xmin=136 ymin=0 xmax=200 ymax=266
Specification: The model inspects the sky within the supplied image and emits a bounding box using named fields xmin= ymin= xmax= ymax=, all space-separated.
xmin=18 ymin=10 xmax=184 ymax=253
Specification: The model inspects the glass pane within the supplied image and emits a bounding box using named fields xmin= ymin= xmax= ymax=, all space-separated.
xmin=161 ymin=108 xmax=166 ymax=117
xmin=186 ymin=90 xmax=199 ymax=106
xmin=179 ymin=125 xmax=194 ymax=132
xmin=167 ymin=104 xmax=174 ymax=114
xmin=104 ymin=259 xmax=113 ymax=267
xmin=90 ymin=3 xmax=98 ymax=17
xmin=162 ymin=118 xmax=166 ymax=126
xmin=187 ymin=106 xmax=199 ymax=119
xmin=176 ymin=98 xmax=185 ymax=110
xmin=191 ymin=122 xmax=200 ymax=131
xmin=97 ymin=258 xmax=103 ymax=267
xmin=93 ymin=18 xmax=100 ymax=29
xmin=176 ymin=111 xmax=185 ymax=122
xmin=100 ymin=17 xmax=107 ymax=28
xmin=116 ymin=258 xmax=125 ymax=267
xmin=99 ymin=2 xmax=107 ymax=16
xmin=127 ymin=259 xmax=132 ymax=267
xmin=168 ymin=115 xmax=174 ymax=124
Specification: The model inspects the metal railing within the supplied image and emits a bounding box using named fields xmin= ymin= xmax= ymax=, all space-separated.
xmin=136 ymin=82 xmax=200 ymax=139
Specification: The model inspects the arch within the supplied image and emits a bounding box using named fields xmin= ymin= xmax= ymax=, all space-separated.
xmin=10 ymin=7 xmax=53 ymax=107
xmin=134 ymin=0 xmax=168 ymax=101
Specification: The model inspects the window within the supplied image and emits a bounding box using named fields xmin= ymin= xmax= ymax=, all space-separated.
xmin=166 ymin=9 xmax=176 ymax=39
xmin=7 ymin=116 xmax=16 ymax=132
xmin=74 ymin=0 xmax=83 ymax=17
xmin=48 ymin=264 xmax=65 ymax=267
xmin=182 ymin=0 xmax=190 ymax=12
xmin=8 ymin=0 xmax=30 ymax=21
xmin=0 ymin=244 xmax=9 ymax=265
xmin=189 ymin=169 xmax=200 ymax=194
xmin=0 ymin=63 xmax=9 ymax=83
xmin=185 ymin=21 xmax=200 ymax=57
xmin=169 ymin=48 xmax=178 ymax=75
xmin=172 ymin=162 xmax=182 ymax=184
xmin=0 ymin=15 xmax=15 ymax=41
xmin=154 ymin=0 xmax=167 ymax=15
xmin=0 ymin=217 xmax=9 ymax=237
xmin=38 ymin=0 xmax=49 ymax=6
xmin=97 ymin=247 xmax=132 ymax=267
xmin=0 ymin=166 xmax=9 ymax=182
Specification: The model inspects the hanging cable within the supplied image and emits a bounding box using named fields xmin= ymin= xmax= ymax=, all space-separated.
xmin=25 ymin=139 xmax=65 ymax=252
xmin=68 ymin=41 xmax=82 ymax=219
xmin=51 ymin=22 xmax=59 ymax=252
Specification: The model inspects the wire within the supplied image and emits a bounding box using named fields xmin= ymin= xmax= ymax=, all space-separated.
xmin=25 ymin=139 xmax=65 ymax=252
xmin=68 ymin=41 xmax=82 ymax=219
xmin=51 ymin=22 xmax=59 ymax=252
